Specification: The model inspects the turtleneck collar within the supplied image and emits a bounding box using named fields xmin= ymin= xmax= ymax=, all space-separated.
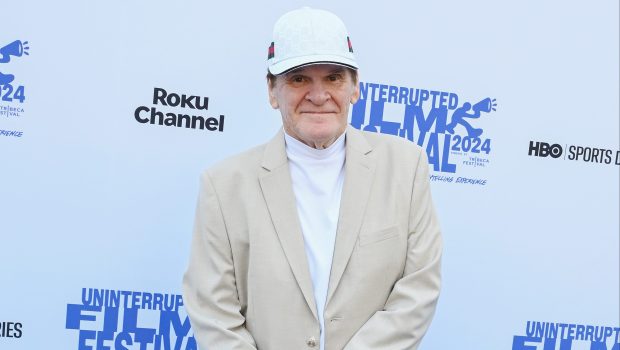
xmin=283 ymin=130 xmax=346 ymax=160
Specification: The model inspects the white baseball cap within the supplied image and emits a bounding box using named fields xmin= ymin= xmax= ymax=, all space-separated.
xmin=267 ymin=7 xmax=359 ymax=75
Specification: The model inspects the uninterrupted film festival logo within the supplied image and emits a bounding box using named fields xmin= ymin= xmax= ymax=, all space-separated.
xmin=0 ymin=39 xmax=29 ymax=138
xmin=66 ymin=288 xmax=196 ymax=350
xmin=351 ymin=81 xmax=497 ymax=186
xmin=513 ymin=321 xmax=620 ymax=350
xmin=528 ymin=141 xmax=620 ymax=166
xmin=134 ymin=87 xmax=224 ymax=133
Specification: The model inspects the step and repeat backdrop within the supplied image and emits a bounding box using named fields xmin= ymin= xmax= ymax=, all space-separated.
xmin=1 ymin=0 xmax=618 ymax=349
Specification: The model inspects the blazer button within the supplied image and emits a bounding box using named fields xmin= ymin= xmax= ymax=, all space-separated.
xmin=306 ymin=337 xmax=317 ymax=347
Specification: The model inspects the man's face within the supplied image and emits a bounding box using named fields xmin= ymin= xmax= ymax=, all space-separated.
xmin=268 ymin=64 xmax=360 ymax=149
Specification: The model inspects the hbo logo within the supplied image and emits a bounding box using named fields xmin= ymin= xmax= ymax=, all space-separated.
xmin=528 ymin=141 xmax=563 ymax=158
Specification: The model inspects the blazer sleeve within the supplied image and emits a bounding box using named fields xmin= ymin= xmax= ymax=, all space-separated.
xmin=182 ymin=172 xmax=258 ymax=350
xmin=343 ymin=150 xmax=443 ymax=350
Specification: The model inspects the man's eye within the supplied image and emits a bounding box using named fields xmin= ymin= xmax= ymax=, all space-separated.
xmin=290 ymin=76 xmax=305 ymax=83
xmin=328 ymin=74 xmax=343 ymax=81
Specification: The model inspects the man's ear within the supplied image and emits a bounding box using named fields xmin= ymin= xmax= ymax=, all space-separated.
xmin=268 ymin=80 xmax=279 ymax=109
xmin=350 ymin=81 xmax=360 ymax=104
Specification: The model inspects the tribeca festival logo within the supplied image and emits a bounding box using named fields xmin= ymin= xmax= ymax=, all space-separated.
xmin=134 ymin=87 xmax=225 ymax=133
xmin=528 ymin=141 xmax=620 ymax=166
xmin=0 ymin=39 xmax=29 ymax=138
xmin=351 ymin=82 xmax=497 ymax=186
xmin=66 ymin=288 xmax=196 ymax=350
xmin=513 ymin=321 xmax=620 ymax=350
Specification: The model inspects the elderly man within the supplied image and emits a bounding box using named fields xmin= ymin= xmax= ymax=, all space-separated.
xmin=183 ymin=7 xmax=442 ymax=350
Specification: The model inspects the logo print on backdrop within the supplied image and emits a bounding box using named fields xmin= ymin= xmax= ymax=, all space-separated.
xmin=134 ymin=87 xmax=225 ymax=133
xmin=528 ymin=140 xmax=620 ymax=166
xmin=512 ymin=321 xmax=620 ymax=350
xmin=66 ymin=288 xmax=196 ymax=350
xmin=0 ymin=39 xmax=28 ymax=138
xmin=0 ymin=321 xmax=23 ymax=338
xmin=351 ymin=82 xmax=497 ymax=186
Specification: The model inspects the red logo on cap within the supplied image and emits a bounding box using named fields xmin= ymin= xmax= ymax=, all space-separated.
xmin=268 ymin=42 xmax=275 ymax=59
xmin=347 ymin=37 xmax=353 ymax=53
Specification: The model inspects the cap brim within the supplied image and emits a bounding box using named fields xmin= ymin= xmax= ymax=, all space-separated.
xmin=269 ymin=54 xmax=358 ymax=75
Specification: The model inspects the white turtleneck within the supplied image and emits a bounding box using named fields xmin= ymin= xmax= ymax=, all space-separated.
xmin=284 ymin=130 xmax=346 ymax=350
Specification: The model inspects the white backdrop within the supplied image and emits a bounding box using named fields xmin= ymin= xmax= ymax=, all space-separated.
xmin=1 ymin=1 xmax=618 ymax=349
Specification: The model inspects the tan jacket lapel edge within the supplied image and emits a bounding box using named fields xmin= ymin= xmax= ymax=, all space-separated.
xmin=327 ymin=126 xmax=376 ymax=305
xmin=258 ymin=129 xmax=319 ymax=320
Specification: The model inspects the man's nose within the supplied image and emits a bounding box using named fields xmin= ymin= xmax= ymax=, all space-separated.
xmin=305 ymin=81 xmax=330 ymax=105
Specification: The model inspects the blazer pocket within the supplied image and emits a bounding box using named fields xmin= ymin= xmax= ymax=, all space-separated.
xmin=358 ymin=225 xmax=399 ymax=247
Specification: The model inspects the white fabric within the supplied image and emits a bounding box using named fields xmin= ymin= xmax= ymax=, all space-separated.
xmin=268 ymin=7 xmax=358 ymax=74
xmin=284 ymin=130 xmax=346 ymax=350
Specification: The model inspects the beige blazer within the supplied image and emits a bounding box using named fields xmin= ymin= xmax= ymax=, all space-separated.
xmin=183 ymin=126 xmax=442 ymax=350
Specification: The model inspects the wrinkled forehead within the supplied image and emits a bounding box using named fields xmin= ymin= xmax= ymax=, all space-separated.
xmin=267 ymin=63 xmax=358 ymax=88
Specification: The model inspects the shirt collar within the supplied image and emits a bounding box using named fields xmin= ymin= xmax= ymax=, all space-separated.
xmin=284 ymin=129 xmax=346 ymax=160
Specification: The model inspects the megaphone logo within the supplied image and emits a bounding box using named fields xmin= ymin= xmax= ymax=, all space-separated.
xmin=0 ymin=40 xmax=29 ymax=63
xmin=446 ymin=97 xmax=497 ymax=138
xmin=472 ymin=97 xmax=497 ymax=114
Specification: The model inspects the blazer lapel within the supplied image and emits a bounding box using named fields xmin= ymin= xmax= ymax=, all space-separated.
xmin=326 ymin=126 xmax=376 ymax=304
xmin=258 ymin=129 xmax=318 ymax=321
